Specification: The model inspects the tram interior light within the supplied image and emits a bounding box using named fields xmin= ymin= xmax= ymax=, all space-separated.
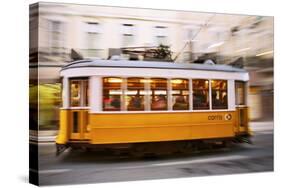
xmin=107 ymin=78 xmax=123 ymax=83
xmin=140 ymin=79 xmax=153 ymax=83
xmin=140 ymin=90 xmax=152 ymax=95
xmin=109 ymin=90 xmax=122 ymax=95
xmin=154 ymin=90 xmax=167 ymax=95
xmin=171 ymin=79 xmax=183 ymax=84
xmin=171 ymin=90 xmax=181 ymax=95
xmin=125 ymin=90 xmax=138 ymax=95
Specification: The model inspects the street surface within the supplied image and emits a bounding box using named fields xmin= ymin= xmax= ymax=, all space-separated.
xmin=37 ymin=121 xmax=273 ymax=186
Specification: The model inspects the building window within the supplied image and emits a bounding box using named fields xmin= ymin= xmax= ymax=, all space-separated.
xmin=85 ymin=22 xmax=103 ymax=57
xmin=87 ymin=22 xmax=100 ymax=47
xmin=122 ymin=24 xmax=135 ymax=47
xmin=193 ymin=79 xmax=209 ymax=110
xmin=126 ymin=78 xmax=145 ymax=111
xmin=103 ymin=77 xmax=122 ymax=111
xmin=87 ymin=32 xmax=100 ymax=49
xmin=150 ymin=78 xmax=168 ymax=110
xmin=48 ymin=20 xmax=64 ymax=54
xmin=211 ymin=80 xmax=228 ymax=109
xmin=235 ymin=81 xmax=246 ymax=105
xmin=70 ymin=79 xmax=88 ymax=107
xmin=172 ymin=79 xmax=189 ymax=110
xmin=155 ymin=26 xmax=168 ymax=45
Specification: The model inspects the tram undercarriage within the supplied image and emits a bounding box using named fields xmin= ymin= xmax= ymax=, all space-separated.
xmin=56 ymin=134 xmax=252 ymax=156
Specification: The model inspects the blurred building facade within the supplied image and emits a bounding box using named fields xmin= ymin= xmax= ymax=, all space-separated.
xmin=30 ymin=2 xmax=273 ymax=130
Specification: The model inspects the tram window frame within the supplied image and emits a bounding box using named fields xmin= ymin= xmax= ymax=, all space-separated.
xmin=235 ymin=81 xmax=246 ymax=105
xmin=171 ymin=79 xmax=189 ymax=110
xmin=192 ymin=79 xmax=210 ymax=110
xmin=69 ymin=78 xmax=89 ymax=107
xmin=102 ymin=77 xmax=123 ymax=111
xmin=126 ymin=77 xmax=145 ymax=111
xmin=211 ymin=80 xmax=228 ymax=109
xmin=150 ymin=78 xmax=168 ymax=111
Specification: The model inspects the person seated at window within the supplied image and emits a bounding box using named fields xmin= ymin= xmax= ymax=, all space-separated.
xmin=151 ymin=95 xmax=167 ymax=110
xmin=173 ymin=96 xmax=188 ymax=110
xmin=103 ymin=98 xmax=111 ymax=109
xmin=193 ymin=92 xmax=204 ymax=107
xmin=128 ymin=95 xmax=143 ymax=110
xmin=193 ymin=91 xmax=209 ymax=109
xmin=222 ymin=93 xmax=228 ymax=106
xmin=212 ymin=92 xmax=222 ymax=107
xmin=110 ymin=96 xmax=121 ymax=109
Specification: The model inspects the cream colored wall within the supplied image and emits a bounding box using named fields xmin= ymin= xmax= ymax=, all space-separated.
xmin=38 ymin=2 xmax=273 ymax=62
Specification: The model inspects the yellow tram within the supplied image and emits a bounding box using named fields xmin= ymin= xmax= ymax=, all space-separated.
xmin=56 ymin=60 xmax=251 ymax=155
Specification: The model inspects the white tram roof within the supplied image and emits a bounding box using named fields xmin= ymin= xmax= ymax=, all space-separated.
xmin=61 ymin=60 xmax=247 ymax=73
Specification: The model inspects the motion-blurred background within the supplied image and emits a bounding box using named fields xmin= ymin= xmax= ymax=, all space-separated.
xmin=29 ymin=2 xmax=273 ymax=131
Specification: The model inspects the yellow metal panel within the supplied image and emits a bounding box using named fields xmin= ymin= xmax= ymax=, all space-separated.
xmin=89 ymin=111 xmax=237 ymax=144
xmin=69 ymin=110 xmax=82 ymax=139
xmin=57 ymin=109 xmax=251 ymax=145
xmin=81 ymin=111 xmax=91 ymax=139
xmin=69 ymin=109 xmax=89 ymax=140
xmin=92 ymin=126 xmax=192 ymax=144
xmin=191 ymin=123 xmax=234 ymax=139
xmin=56 ymin=109 xmax=90 ymax=144
xmin=55 ymin=110 xmax=69 ymax=144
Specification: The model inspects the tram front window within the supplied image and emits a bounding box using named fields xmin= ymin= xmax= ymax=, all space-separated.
xmin=211 ymin=80 xmax=228 ymax=109
xmin=70 ymin=80 xmax=80 ymax=106
xmin=126 ymin=78 xmax=145 ymax=111
xmin=193 ymin=79 xmax=209 ymax=110
xmin=103 ymin=77 xmax=122 ymax=111
xmin=70 ymin=79 xmax=88 ymax=107
xmin=150 ymin=78 xmax=168 ymax=111
xmin=172 ymin=79 xmax=189 ymax=110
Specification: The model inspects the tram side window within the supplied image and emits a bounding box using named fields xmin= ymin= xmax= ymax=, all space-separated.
xmin=235 ymin=81 xmax=246 ymax=105
xmin=126 ymin=78 xmax=145 ymax=111
xmin=103 ymin=77 xmax=122 ymax=111
xmin=172 ymin=79 xmax=189 ymax=110
xmin=193 ymin=79 xmax=209 ymax=110
xmin=70 ymin=79 xmax=88 ymax=107
xmin=150 ymin=78 xmax=168 ymax=110
xmin=211 ymin=80 xmax=228 ymax=109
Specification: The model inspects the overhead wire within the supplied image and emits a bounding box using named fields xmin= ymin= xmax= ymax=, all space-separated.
xmin=173 ymin=14 xmax=216 ymax=62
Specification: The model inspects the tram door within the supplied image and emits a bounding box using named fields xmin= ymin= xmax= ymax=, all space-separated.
xmin=235 ymin=81 xmax=248 ymax=133
xmin=69 ymin=79 xmax=90 ymax=140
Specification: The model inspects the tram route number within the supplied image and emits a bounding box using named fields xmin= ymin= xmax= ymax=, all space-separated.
xmin=208 ymin=114 xmax=232 ymax=121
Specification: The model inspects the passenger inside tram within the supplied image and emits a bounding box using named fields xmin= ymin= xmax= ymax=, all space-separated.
xmin=193 ymin=87 xmax=209 ymax=109
xmin=151 ymin=95 xmax=167 ymax=110
xmin=110 ymin=96 xmax=121 ymax=109
xmin=173 ymin=96 xmax=188 ymax=110
xmin=128 ymin=95 xmax=144 ymax=110
xmin=212 ymin=92 xmax=222 ymax=107
xmin=222 ymin=94 xmax=227 ymax=106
